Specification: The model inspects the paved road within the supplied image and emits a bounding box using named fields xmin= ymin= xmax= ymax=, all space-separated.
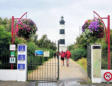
xmin=0 ymin=81 xmax=31 ymax=86
xmin=59 ymin=59 xmax=88 ymax=81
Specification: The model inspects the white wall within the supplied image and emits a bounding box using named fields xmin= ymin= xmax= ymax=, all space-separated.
xmin=0 ymin=69 xmax=27 ymax=81
xmin=0 ymin=70 xmax=17 ymax=81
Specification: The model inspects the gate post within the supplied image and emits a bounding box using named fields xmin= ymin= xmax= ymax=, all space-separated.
xmin=57 ymin=40 xmax=60 ymax=80
xmin=87 ymin=45 xmax=102 ymax=83
xmin=17 ymin=44 xmax=27 ymax=81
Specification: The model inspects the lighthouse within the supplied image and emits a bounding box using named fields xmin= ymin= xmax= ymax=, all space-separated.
xmin=59 ymin=16 xmax=67 ymax=52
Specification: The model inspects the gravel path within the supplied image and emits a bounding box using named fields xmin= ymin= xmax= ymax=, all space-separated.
xmin=28 ymin=58 xmax=88 ymax=81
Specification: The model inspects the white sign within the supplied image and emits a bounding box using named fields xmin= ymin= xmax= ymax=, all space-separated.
xmin=101 ymin=70 xmax=112 ymax=82
xmin=17 ymin=44 xmax=27 ymax=81
xmin=10 ymin=44 xmax=16 ymax=51
xmin=9 ymin=57 xmax=16 ymax=63
xmin=44 ymin=51 xmax=50 ymax=57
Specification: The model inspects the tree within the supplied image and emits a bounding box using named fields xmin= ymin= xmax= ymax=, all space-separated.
xmin=0 ymin=25 xmax=11 ymax=63
xmin=33 ymin=35 xmax=38 ymax=43
xmin=36 ymin=34 xmax=56 ymax=50
xmin=0 ymin=17 xmax=11 ymax=32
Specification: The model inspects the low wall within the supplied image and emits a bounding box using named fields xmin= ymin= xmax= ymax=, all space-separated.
xmin=0 ymin=70 xmax=17 ymax=81
xmin=0 ymin=70 xmax=26 ymax=81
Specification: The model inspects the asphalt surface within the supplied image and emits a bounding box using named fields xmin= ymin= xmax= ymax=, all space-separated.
xmin=0 ymin=81 xmax=36 ymax=86
xmin=0 ymin=81 xmax=112 ymax=86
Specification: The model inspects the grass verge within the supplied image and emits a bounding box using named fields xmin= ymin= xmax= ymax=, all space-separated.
xmin=76 ymin=58 xmax=87 ymax=72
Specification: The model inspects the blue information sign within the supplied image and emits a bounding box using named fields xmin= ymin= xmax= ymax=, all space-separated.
xmin=35 ymin=50 xmax=43 ymax=56
xmin=18 ymin=55 xmax=25 ymax=60
xmin=18 ymin=45 xmax=25 ymax=52
xmin=18 ymin=64 xmax=25 ymax=70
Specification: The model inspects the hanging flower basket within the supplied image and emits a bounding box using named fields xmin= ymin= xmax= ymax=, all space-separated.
xmin=82 ymin=19 xmax=104 ymax=38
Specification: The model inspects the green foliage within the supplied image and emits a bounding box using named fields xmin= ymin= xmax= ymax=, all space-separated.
xmin=27 ymin=42 xmax=38 ymax=66
xmin=15 ymin=37 xmax=27 ymax=44
xmin=68 ymin=44 xmax=74 ymax=51
xmin=71 ymin=48 xmax=87 ymax=61
xmin=0 ymin=17 xmax=11 ymax=32
xmin=0 ymin=26 xmax=11 ymax=63
xmin=75 ymin=34 xmax=97 ymax=49
xmin=27 ymin=41 xmax=55 ymax=70
xmin=70 ymin=28 xmax=112 ymax=69
xmin=76 ymin=58 xmax=87 ymax=72
xmin=36 ymin=34 xmax=56 ymax=50
xmin=49 ymin=49 xmax=55 ymax=58
xmin=69 ymin=30 xmax=98 ymax=61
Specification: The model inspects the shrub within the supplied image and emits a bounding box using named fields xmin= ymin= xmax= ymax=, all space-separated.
xmin=76 ymin=58 xmax=87 ymax=71
xmin=71 ymin=48 xmax=87 ymax=61
xmin=0 ymin=26 xmax=11 ymax=64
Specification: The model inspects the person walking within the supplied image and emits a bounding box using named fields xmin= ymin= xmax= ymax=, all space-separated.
xmin=56 ymin=51 xmax=60 ymax=59
xmin=65 ymin=50 xmax=71 ymax=67
xmin=60 ymin=51 xmax=65 ymax=66
xmin=53 ymin=52 xmax=56 ymax=58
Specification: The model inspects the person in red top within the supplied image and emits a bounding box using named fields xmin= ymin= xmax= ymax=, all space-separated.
xmin=60 ymin=51 xmax=66 ymax=66
xmin=65 ymin=50 xmax=71 ymax=67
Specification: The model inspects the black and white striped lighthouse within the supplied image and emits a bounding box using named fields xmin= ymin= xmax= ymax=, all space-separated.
xmin=59 ymin=16 xmax=66 ymax=52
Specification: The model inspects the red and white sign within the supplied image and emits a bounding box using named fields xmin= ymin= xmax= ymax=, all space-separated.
xmin=104 ymin=72 xmax=112 ymax=81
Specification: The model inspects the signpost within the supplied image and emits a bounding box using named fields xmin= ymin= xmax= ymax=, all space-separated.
xmin=17 ymin=44 xmax=27 ymax=81
xmin=9 ymin=44 xmax=16 ymax=68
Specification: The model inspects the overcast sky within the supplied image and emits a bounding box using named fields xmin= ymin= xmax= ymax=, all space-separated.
xmin=0 ymin=0 xmax=112 ymax=45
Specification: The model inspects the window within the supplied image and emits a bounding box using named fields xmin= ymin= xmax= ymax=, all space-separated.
xmin=59 ymin=39 xmax=65 ymax=44
xmin=60 ymin=29 xmax=65 ymax=34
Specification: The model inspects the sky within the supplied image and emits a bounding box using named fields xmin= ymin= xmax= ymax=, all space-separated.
xmin=0 ymin=0 xmax=112 ymax=46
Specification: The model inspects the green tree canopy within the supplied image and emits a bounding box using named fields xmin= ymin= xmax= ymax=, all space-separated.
xmin=0 ymin=25 xmax=11 ymax=63
xmin=36 ymin=34 xmax=56 ymax=50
